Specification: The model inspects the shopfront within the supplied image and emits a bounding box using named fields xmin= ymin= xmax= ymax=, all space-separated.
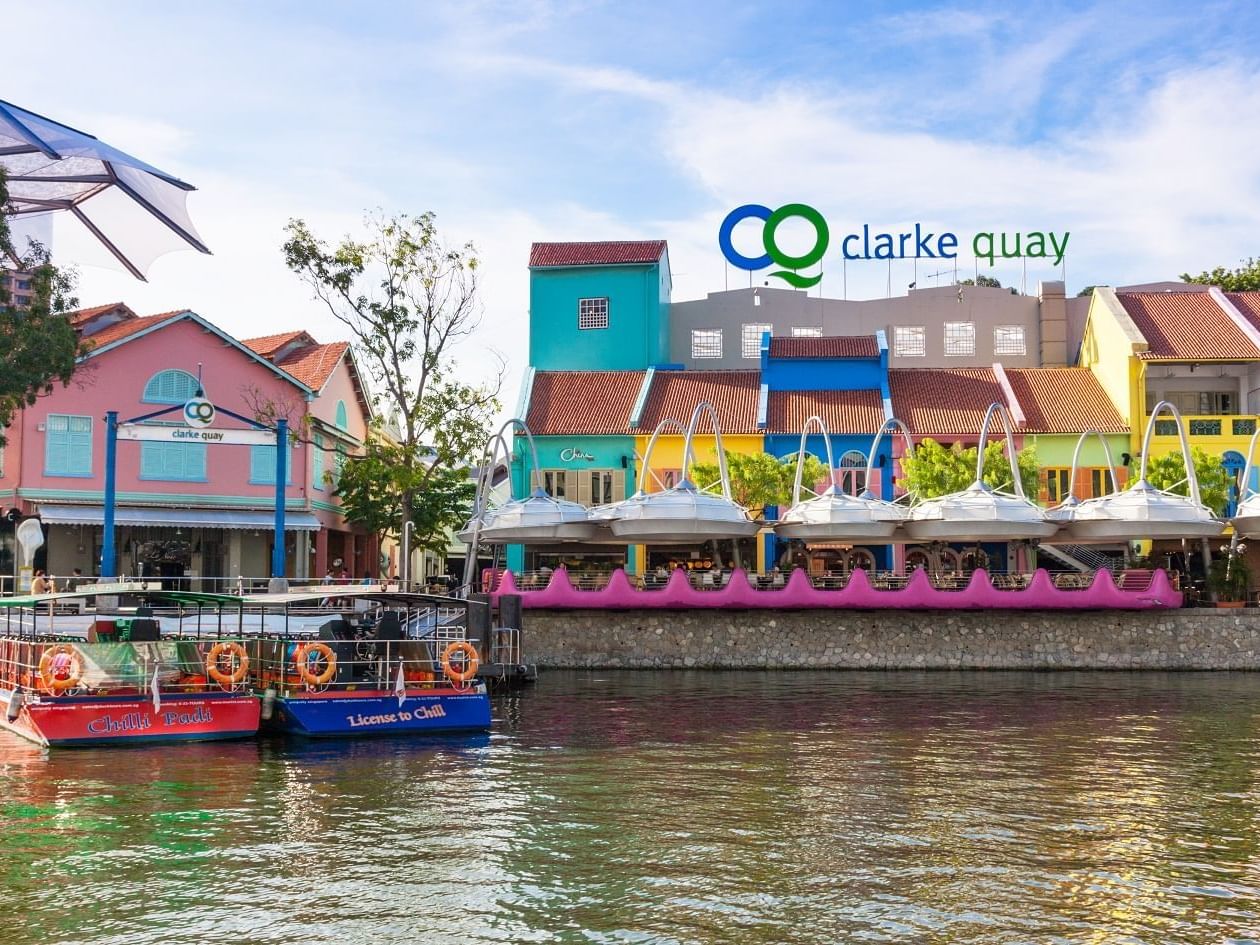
xmin=507 ymin=434 xmax=639 ymax=574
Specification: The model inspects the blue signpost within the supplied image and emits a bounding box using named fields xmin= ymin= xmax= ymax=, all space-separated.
xmin=101 ymin=398 xmax=288 ymax=588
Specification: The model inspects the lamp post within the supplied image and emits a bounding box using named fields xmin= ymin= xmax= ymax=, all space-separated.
xmin=401 ymin=520 xmax=413 ymax=591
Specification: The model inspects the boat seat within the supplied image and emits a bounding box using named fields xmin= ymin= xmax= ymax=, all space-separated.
xmin=128 ymin=618 xmax=161 ymax=642
xmin=374 ymin=612 xmax=405 ymax=642
xmin=317 ymin=619 xmax=355 ymax=641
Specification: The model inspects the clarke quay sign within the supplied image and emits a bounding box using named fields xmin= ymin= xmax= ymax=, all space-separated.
xmin=718 ymin=203 xmax=1070 ymax=289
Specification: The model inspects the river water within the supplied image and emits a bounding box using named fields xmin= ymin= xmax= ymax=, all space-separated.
xmin=2 ymin=671 xmax=1259 ymax=944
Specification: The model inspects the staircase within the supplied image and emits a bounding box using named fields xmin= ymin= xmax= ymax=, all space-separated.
xmin=1040 ymin=543 xmax=1123 ymax=573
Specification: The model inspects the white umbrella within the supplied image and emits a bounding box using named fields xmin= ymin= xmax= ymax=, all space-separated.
xmin=0 ymin=99 xmax=209 ymax=280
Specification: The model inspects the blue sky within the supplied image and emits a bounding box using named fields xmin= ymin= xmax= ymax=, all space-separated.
xmin=8 ymin=0 xmax=1260 ymax=400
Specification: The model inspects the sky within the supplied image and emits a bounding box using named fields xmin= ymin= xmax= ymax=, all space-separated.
xmin=7 ymin=0 xmax=1260 ymax=410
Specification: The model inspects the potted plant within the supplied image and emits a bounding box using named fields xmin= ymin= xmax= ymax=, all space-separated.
xmin=1208 ymin=551 xmax=1251 ymax=608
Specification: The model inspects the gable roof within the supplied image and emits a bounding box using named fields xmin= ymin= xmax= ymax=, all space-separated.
xmin=529 ymin=240 xmax=667 ymax=268
xmin=637 ymin=370 xmax=761 ymax=434
xmin=79 ymin=309 xmax=314 ymax=393
xmin=68 ymin=301 xmax=134 ymax=327
xmin=889 ymin=368 xmax=1005 ymax=437
xmin=1227 ymin=291 xmax=1260 ymax=332
xmin=274 ymin=341 xmax=350 ymax=390
xmin=1118 ymin=291 xmax=1260 ymax=360
xmin=243 ymin=330 xmax=314 ymax=358
xmin=525 ymin=371 xmax=645 ymax=435
xmin=768 ymin=336 xmax=879 ymax=359
xmin=82 ymin=309 xmax=187 ymax=348
xmin=766 ymin=389 xmax=885 ymax=434
xmin=1004 ymin=368 xmax=1127 ymax=434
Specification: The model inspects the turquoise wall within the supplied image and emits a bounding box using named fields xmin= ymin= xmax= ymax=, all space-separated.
xmin=506 ymin=434 xmax=639 ymax=572
xmin=529 ymin=264 xmax=669 ymax=370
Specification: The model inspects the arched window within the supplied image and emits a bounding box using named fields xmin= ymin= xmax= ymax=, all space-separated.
xmin=335 ymin=400 xmax=349 ymax=430
xmin=143 ymin=369 xmax=200 ymax=404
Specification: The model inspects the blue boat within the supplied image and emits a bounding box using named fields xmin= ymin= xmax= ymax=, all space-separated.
xmin=150 ymin=586 xmax=492 ymax=739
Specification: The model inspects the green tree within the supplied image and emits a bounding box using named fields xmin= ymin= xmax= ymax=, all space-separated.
xmin=899 ymin=438 xmax=1039 ymax=499
xmin=959 ymin=275 xmax=1003 ymax=288
xmin=0 ymin=168 xmax=82 ymax=445
xmin=1077 ymin=285 xmax=1097 ymax=297
xmin=334 ymin=436 xmax=475 ymax=555
xmin=689 ymin=450 xmax=829 ymax=517
xmin=283 ymin=211 xmax=500 ymax=564
xmin=1180 ymin=257 xmax=1260 ymax=291
xmin=1142 ymin=447 xmax=1232 ymax=515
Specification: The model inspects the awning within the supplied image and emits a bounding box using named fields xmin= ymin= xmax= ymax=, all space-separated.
xmin=35 ymin=505 xmax=323 ymax=531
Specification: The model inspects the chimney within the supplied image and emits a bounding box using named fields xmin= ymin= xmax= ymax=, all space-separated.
xmin=1038 ymin=280 xmax=1067 ymax=366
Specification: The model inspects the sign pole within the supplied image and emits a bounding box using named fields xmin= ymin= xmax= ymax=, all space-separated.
xmin=102 ymin=411 xmax=118 ymax=579
xmin=270 ymin=419 xmax=288 ymax=589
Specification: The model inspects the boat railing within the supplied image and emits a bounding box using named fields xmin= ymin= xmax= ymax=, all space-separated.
xmin=0 ymin=637 xmax=254 ymax=698
xmin=245 ymin=636 xmax=478 ymax=698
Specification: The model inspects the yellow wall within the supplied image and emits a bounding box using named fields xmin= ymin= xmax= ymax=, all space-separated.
xmin=634 ymin=432 xmax=767 ymax=572
xmin=1078 ymin=287 xmax=1149 ymax=455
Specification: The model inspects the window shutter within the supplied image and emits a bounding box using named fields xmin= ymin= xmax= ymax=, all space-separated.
xmin=576 ymin=472 xmax=593 ymax=507
xmin=1074 ymin=467 xmax=1092 ymax=500
xmin=612 ymin=470 xmax=626 ymax=500
xmin=1038 ymin=470 xmax=1050 ymax=504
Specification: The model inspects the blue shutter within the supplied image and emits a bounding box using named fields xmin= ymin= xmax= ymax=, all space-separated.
xmin=250 ymin=443 xmax=292 ymax=484
xmin=143 ymin=370 xmax=200 ymax=404
xmin=312 ymin=434 xmax=324 ymax=490
xmin=335 ymin=400 xmax=348 ymax=430
xmin=140 ymin=440 xmax=206 ymax=481
xmin=45 ymin=414 xmax=92 ymax=477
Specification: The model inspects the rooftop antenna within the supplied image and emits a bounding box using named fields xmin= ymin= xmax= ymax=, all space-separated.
xmin=925 ymin=267 xmax=953 ymax=286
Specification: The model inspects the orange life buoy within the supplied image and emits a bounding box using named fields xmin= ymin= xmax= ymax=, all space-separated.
xmin=294 ymin=642 xmax=337 ymax=687
xmin=440 ymin=641 xmax=479 ymax=685
xmin=206 ymin=642 xmax=250 ymax=688
xmin=38 ymin=644 xmax=83 ymax=693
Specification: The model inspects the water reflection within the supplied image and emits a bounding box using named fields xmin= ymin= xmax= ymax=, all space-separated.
xmin=1 ymin=671 xmax=1258 ymax=944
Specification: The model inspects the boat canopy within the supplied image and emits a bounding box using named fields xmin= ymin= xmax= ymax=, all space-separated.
xmin=905 ymin=403 xmax=1058 ymax=542
xmin=594 ymin=403 xmax=759 ymax=543
xmin=774 ymin=417 xmax=913 ymax=542
xmin=1067 ymin=401 xmax=1222 ymax=541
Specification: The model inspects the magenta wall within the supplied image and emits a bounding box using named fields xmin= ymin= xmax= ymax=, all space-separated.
xmin=492 ymin=567 xmax=1183 ymax=611
xmin=10 ymin=316 xmax=313 ymax=503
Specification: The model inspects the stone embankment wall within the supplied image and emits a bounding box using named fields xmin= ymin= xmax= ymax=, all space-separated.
xmin=523 ymin=609 xmax=1260 ymax=670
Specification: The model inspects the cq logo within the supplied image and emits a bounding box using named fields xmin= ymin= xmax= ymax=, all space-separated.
xmin=718 ymin=203 xmax=829 ymax=289
xmin=183 ymin=397 xmax=216 ymax=429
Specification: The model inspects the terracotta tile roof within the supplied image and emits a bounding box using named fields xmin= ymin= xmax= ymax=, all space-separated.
xmin=525 ymin=371 xmax=645 ymax=435
xmin=1004 ymin=368 xmax=1127 ymax=434
xmin=766 ymin=389 xmax=885 ymax=434
xmin=637 ymin=370 xmax=761 ymax=434
xmin=529 ymin=240 xmax=667 ymax=268
xmin=275 ymin=341 xmax=349 ymax=390
xmin=243 ymin=330 xmax=313 ymax=358
xmin=889 ymin=368 xmax=1005 ymax=437
xmin=768 ymin=335 xmax=879 ymax=359
xmin=1119 ymin=291 xmax=1260 ymax=360
xmin=1226 ymin=291 xmax=1260 ymax=332
xmin=68 ymin=302 xmax=132 ymax=326
xmin=81 ymin=310 xmax=188 ymax=349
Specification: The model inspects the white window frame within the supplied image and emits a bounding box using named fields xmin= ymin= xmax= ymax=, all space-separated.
xmin=741 ymin=323 xmax=772 ymax=359
xmin=944 ymin=321 xmax=976 ymax=357
xmin=691 ymin=329 xmax=723 ymax=359
xmin=578 ymin=297 xmax=609 ymax=330
xmin=791 ymin=326 xmax=823 ymax=337
xmin=993 ymin=325 xmax=1026 ymax=356
xmin=894 ymin=325 xmax=926 ymax=358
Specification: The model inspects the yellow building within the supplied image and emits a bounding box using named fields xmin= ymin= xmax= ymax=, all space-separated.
xmin=1079 ymin=285 xmax=1260 ymax=512
xmin=630 ymin=369 xmax=767 ymax=573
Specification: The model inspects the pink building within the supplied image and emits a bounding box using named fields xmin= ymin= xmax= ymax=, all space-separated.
xmin=0 ymin=304 xmax=375 ymax=589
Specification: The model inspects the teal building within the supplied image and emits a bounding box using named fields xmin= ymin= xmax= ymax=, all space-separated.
xmin=528 ymin=241 xmax=673 ymax=371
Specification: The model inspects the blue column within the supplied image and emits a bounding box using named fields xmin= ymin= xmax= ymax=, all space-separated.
xmin=102 ymin=411 xmax=118 ymax=579
xmin=272 ymin=420 xmax=288 ymax=579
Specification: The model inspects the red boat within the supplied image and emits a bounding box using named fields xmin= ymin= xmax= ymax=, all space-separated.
xmin=0 ymin=588 xmax=260 ymax=748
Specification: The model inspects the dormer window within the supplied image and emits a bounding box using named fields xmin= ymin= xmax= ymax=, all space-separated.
xmin=578 ymin=298 xmax=609 ymax=330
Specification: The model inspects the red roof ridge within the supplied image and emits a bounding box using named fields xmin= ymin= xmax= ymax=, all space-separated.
xmin=530 ymin=240 xmax=667 ymax=268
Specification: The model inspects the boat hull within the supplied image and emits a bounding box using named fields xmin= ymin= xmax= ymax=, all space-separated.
xmin=265 ymin=686 xmax=491 ymax=737
xmin=0 ymin=688 xmax=261 ymax=748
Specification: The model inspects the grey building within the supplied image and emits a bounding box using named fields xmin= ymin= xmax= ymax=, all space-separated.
xmin=669 ymin=282 xmax=1077 ymax=369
